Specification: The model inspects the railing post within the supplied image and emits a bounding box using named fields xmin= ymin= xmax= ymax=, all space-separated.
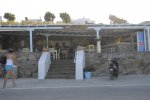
xmin=38 ymin=52 xmax=51 ymax=79
xmin=75 ymin=48 xmax=85 ymax=80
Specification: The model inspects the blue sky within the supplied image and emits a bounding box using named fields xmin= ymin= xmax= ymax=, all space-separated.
xmin=0 ymin=0 xmax=150 ymax=24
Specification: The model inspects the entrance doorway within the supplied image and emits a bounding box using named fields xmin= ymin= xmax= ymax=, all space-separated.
xmin=49 ymin=40 xmax=73 ymax=60
xmin=43 ymin=36 xmax=96 ymax=60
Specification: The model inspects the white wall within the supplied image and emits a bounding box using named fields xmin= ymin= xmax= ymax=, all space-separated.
xmin=38 ymin=52 xmax=51 ymax=79
xmin=75 ymin=50 xmax=85 ymax=80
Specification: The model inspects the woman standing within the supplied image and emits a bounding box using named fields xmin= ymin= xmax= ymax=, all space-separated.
xmin=2 ymin=49 xmax=17 ymax=89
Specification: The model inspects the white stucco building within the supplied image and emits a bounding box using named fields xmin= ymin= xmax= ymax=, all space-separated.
xmin=72 ymin=17 xmax=95 ymax=24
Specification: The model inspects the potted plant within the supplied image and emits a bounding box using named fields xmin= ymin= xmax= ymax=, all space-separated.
xmin=83 ymin=65 xmax=95 ymax=79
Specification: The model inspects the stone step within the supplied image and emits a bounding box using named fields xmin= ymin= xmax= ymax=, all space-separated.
xmin=47 ymin=72 xmax=75 ymax=75
xmin=47 ymin=69 xmax=75 ymax=75
xmin=46 ymin=59 xmax=75 ymax=79
xmin=49 ymin=66 xmax=75 ymax=70
xmin=50 ymin=64 xmax=75 ymax=67
xmin=46 ymin=72 xmax=75 ymax=75
xmin=46 ymin=74 xmax=75 ymax=79
xmin=51 ymin=60 xmax=74 ymax=64
xmin=48 ymin=69 xmax=75 ymax=72
xmin=51 ymin=62 xmax=75 ymax=64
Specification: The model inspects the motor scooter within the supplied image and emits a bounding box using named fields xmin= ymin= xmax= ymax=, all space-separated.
xmin=109 ymin=58 xmax=119 ymax=80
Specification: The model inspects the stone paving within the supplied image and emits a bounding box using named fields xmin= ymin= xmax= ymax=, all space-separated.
xmin=0 ymin=75 xmax=150 ymax=90
xmin=0 ymin=75 xmax=150 ymax=100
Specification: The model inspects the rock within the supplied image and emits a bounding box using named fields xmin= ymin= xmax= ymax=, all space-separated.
xmin=85 ymin=52 xmax=150 ymax=76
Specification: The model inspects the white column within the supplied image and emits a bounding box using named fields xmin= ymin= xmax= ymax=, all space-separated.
xmin=46 ymin=35 xmax=49 ymax=48
xmin=29 ymin=29 xmax=33 ymax=52
xmin=88 ymin=27 xmax=101 ymax=53
xmin=44 ymin=34 xmax=50 ymax=48
xmin=96 ymin=28 xmax=101 ymax=53
xmin=148 ymin=29 xmax=150 ymax=51
xmin=136 ymin=32 xmax=139 ymax=51
xmin=144 ymin=29 xmax=147 ymax=51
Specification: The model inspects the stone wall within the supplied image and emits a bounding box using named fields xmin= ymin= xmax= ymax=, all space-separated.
xmin=85 ymin=52 xmax=150 ymax=77
xmin=1 ymin=51 xmax=150 ymax=78
xmin=0 ymin=52 xmax=41 ymax=78
xmin=17 ymin=52 xmax=41 ymax=78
